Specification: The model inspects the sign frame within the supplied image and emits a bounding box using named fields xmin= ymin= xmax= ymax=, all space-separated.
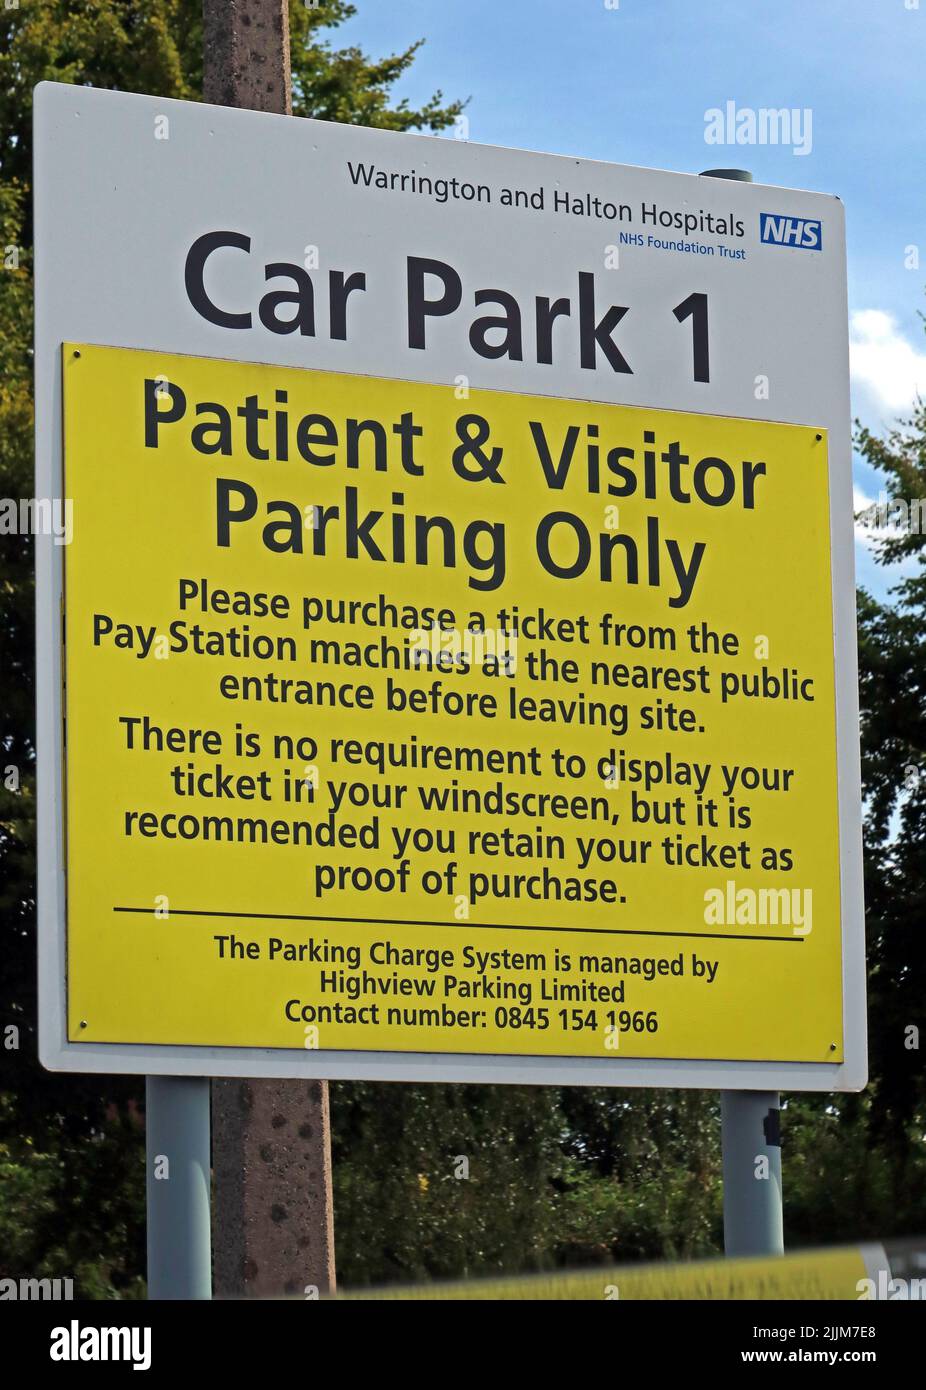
xmin=34 ymin=81 xmax=866 ymax=1088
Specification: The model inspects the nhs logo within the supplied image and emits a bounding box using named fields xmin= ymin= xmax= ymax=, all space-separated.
xmin=759 ymin=213 xmax=822 ymax=250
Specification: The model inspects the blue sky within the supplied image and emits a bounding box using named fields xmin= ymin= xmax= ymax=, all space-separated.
xmin=338 ymin=0 xmax=926 ymax=599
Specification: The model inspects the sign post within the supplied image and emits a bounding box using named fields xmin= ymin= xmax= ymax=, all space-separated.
xmin=699 ymin=166 xmax=785 ymax=1261
xmin=145 ymin=1075 xmax=212 ymax=1299
xmin=721 ymin=1091 xmax=784 ymax=1257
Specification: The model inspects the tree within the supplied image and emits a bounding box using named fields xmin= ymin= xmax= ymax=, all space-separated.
xmin=853 ymin=389 xmax=926 ymax=1170
xmin=330 ymin=1083 xmax=566 ymax=1287
xmin=769 ymin=369 xmax=926 ymax=1251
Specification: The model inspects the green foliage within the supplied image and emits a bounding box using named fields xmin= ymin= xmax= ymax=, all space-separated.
xmin=329 ymin=1083 xmax=724 ymax=1287
xmin=0 ymin=1094 xmax=146 ymax=1298
xmin=330 ymin=1083 xmax=563 ymax=1285
xmin=785 ymin=1093 xmax=926 ymax=1245
xmin=855 ymin=391 xmax=926 ymax=1149
xmin=291 ymin=1 xmax=463 ymax=131
xmin=557 ymin=1088 xmax=722 ymax=1264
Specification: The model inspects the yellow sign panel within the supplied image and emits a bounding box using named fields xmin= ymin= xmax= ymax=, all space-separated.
xmin=63 ymin=342 xmax=841 ymax=1060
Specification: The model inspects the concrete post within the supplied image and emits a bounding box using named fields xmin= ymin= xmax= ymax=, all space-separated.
xmin=203 ymin=0 xmax=292 ymax=114
xmin=212 ymin=1078 xmax=336 ymax=1297
xmin=203 ymin=0 xmax=336 ymax=1299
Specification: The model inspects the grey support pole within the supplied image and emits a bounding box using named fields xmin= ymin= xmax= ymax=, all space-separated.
xmin=720 ymin=1092 xmax=784 ymax=1257
xmin=146 ymin=1077 xmax=212 ymax=1299
xmin=698 ymin=163 xmax=784 ymax=1261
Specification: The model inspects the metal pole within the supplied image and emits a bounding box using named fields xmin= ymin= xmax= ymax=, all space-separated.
xmin=720 ymin=1092 xmax=784 ymax=1257
xmin=146 ymin=1076 xmax=212 ymax=1299
xmin=697 ymin=164 xmax=784 ymax=1261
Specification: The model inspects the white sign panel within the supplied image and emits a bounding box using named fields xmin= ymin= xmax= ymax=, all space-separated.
xmin=34 ymin=82 xmax=864 ymax=1087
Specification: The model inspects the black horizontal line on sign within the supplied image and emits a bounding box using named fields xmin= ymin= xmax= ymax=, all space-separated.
xmin=112 ymin=907 xmax=802 ymax=944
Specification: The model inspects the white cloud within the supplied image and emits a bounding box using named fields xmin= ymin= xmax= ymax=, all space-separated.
xmin=850 ymin=309 xmax=926 ymax=416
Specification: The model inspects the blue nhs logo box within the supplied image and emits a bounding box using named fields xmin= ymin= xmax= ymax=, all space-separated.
xmin=759 ymin=212 xmax=823 ymax=250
